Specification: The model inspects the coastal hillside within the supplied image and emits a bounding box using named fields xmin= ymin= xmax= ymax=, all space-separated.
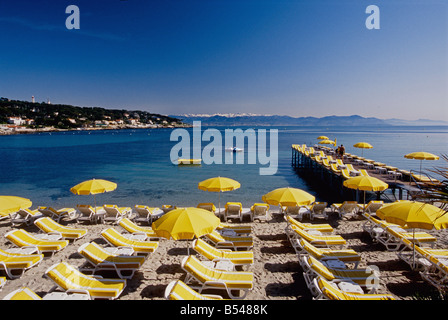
xmin=0 ymin=97 xmax=184 ymax=130
xmin=172 ymin=113 xmax=448 ymax=126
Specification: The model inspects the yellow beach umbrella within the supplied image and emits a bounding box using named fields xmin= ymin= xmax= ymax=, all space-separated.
xmin=376 ymin=201 xmax=448 ymax=268
xmin=0 ymin=196 xmax=32 ymax=217
xmin=70 ymin=179 xmax=117 ymax=212
xmin=70 ymin=179 xmax=117 ymax=195
xmin=152 ymin=207 xmax=220 ymax=254
xmin=198 ymin=177 xmax=240 ymax=215
xmin=262 ymin=187 xmax=315 ymax=207
xmin=376 ymin=200 xmax=448 ymax=230
xmin=404 ymin=152 xmax=439 ymax=178
xmin=317 ymin=136 xmax=329 ymax=140
xmin=343 ymin=176 xmax=388 ymax=209
xmin=319 ymin=139 xmax=335 ymax=146
xmin=353 ymin=142 xmax=373 ymax=157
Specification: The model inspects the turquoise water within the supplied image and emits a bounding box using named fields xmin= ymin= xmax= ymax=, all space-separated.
xmin=0 ymin=125 xmax=446 ymax=209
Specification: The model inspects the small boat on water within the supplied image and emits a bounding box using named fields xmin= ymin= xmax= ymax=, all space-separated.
xmin=177 ymin=158 xmax=202 ymax=165
xmin=225 ymin=147 xmax=244 ymax=153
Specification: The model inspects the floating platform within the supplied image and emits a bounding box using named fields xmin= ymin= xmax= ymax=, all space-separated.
xmin=177 ymin=158 xmax=202 ymax=165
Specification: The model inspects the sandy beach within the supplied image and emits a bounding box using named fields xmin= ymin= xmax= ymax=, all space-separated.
xmin=0 ymin=208 xmax=446 ymax=302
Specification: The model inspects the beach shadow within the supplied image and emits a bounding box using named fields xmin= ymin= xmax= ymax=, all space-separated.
xmin=91 ymin=237 xmax=109 ymax=245
xmin=260 ymin=244 xmax=294 ymax=255
xmin=264 ymin=261 xmax=301 ymax=273
xmin=338 ymin=230 xmax=364 ymax=240
xmin=68 ymin=252 xmax=83 ymax=259
xmin=156 ymin=263 xmax=184 ymax=275
xmin=264 ymin=273 xmax=312 ymax=299
xmin=386 ymin=279 xmax=439 ymax=299
xmin=167 ymin=247 xmax=194 ymax=256
xmin=257 ymin=233 xmax=287 ymax=241
xmin=140 ymin=284 xmax=167 ymax=299
xmin=366 ymin=259 xmax=409 ymax=272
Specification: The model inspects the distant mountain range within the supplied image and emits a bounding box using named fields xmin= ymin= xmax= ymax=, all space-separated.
xmin=170 ymin=114 xmax=448 ymax=126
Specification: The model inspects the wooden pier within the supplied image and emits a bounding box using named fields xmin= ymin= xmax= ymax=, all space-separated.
xmin=291 ymin=144 xmax=439 ymax=204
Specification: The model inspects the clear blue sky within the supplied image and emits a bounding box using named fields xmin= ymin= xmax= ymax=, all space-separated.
xmin=0 ymin=0 xmax=446 ymax=120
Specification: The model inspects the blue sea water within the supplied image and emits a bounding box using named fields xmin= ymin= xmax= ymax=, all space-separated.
xmin=0 ymin=125 xmax=446 ymax=209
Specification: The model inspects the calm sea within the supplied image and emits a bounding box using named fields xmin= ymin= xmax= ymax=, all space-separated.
xmin=0 ymin=125 xmax=446 ymax=209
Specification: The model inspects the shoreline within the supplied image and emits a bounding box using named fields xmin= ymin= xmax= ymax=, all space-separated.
xmin=0 ymin=124 xmax=192 ymax=136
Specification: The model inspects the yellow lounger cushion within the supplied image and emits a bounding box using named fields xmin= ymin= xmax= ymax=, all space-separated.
xmin=0 ymin=248 xmax=43 ymax=270
xmin=78 ymin=242 xmax=146 ymax=270
xmin=101 ymin=228 xmax=159 ymax=254
xmin=298 ymin=239 xmax=361 ymax=263
xmin=118 ymin=218 xmax=159 ymax=238
xmin=193 ymin=239 xmax=254 ymax=265
xmin=182 ymin=255 xmax=253 ymax=290
xmin=165 ymin=280 xmax=224 ymax=300
xmin=45 ymin=262 xmax=126 ymax=300
xmin=34 ymin=217 xmax=87 ymax=240
xmin=205 ymin=231 xmax=253 ymax=249
xmin=291 ymin=226 xmax=346 ymax=246
xmin=5 ymin=229 xmax=69 ymax=253
xmin=307 ymin=256 xmax=375 ymax=287
xmin=286 ymin=216 xmax=333 ymax=233
xmin=317 ymin=277 xmax=395 ymax=300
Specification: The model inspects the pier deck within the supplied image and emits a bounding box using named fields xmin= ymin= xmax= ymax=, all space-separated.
xmin=291 ymin=144 xmax=440 ymax=203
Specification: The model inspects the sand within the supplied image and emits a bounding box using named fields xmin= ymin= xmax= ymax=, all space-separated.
xmin=0 ymin=209 xmax=446 ymax=301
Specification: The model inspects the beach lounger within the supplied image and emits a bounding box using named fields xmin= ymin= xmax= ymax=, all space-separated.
xmin=78 ymin=242 xmax=146 ymax=279
xmin=203 ymin=230 xmax=253 ymax=251
xmin=412 ymin=243 xmax=448 ymax=291
xmin=249 ymin=203 xmax=269 ymax=222
xmin=0 ymin=247 xmax=43 ymax=279
xmin=162 ymin=205 xmax=175 ymax=213
xmin=76 ymin=205 xmax=106 ymax=224
xmin=10 ymin=208 xmax=43 ymax=227
xmin=45 ymin=261 xmax=126 ymax=300
xmin=286 ymin=225 xmax=346 ymax=248
xmin=192 ymin=238 xmax=254 ymax=267
xmin=359 ymin=169 xmax=370 ymax=177
xmin=358 ymin=200 xmax=383 ymax=213
xmin=118 ymin=217 xmax=161 ymax=240
xmin=285 ymin=215 xmax=334 ymax=233
xmin=37 ymin=206 xmax=77 ymax=223
xmin=341 ymin=169 xmax=352 ymax=179
xmin=5 ymin=229 xmax=69 ymax=257
xmin=103 ymin=204 xmax=131 ymax=224
xmin=362 ymin=212 xmax=400 ymax=239
xmin=181 ymin=255 xmax=254 ymax=299
xmin=375 ymin=225 xmax=437 ymax=251
xmin=294 ymin=238 xmax=361 ymax=268
xmin=101 ymin=227 xmax=159 ymax=256
xmin=133 ymin=205 xmax=163 ymax=225
xmin=34 ymin=217 xmax=88 ymax=241
xmin=311 ymin=277 xmax=395 ymax=300
xmin=331 ymin=201 xmax=359 ymax=218
xmin=283 ymin=205 xmax=308 ymax=220
xmin=3 ymin=287 xmax=91 ymax=300
xmin=165 ymin=280 xmax=225 ymax=300
xmin=304 ymin=202 xmax=329 ymax=220
xmin=330 ymin=164 xmax=341 ymax=174
xmin=217 ymin=223 xmax=251 ymax=236
xmin=224 ymin=202 xmax=242 ymax=222
xmin=197 ymin=203 xmax=217 ymax=214
xmin=301 ymin=255 xmax=380 ymax=294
